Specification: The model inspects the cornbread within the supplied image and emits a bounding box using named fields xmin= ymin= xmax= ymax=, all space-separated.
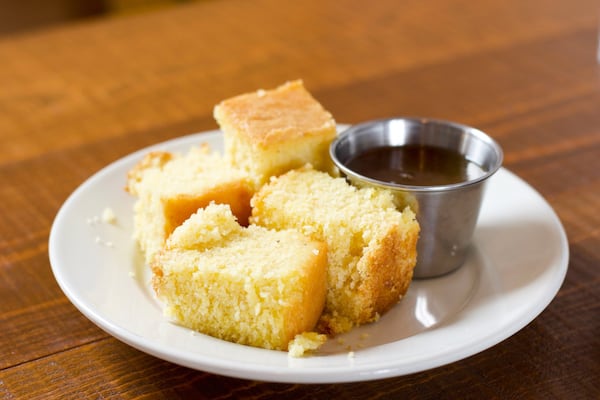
xmin=127 ymin=81 xmax=421 ymax=353
xmin=250 ymin=166 xmax=420 ymax=334
xmin=101 ymin=207 xmax=117 ymax=224
xmin=214 ymin=80 xmax=337 ymax=185
xmin=126 ymin=144 xmax=254 ymax=264
xmin=152 ymin=203 xmax=328 ymax=351
xmin=288 ymin=332 xmax=328 ymax=357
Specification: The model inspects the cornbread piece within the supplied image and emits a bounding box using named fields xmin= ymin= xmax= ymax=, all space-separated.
xmin=251 ymin=167 xmax=420 ymax=334
xmin=152 ymin=204 xmax=328 ymax=351
xmin=214 ymin=80 xmax=337 ymax=185
xmin=288 ymin=332 xmax=328 ymax=357
xmin=126 ymin=144 xmax=254 ymax=264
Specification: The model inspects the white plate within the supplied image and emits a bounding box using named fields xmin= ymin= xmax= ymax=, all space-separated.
xmin=49 ymin=129 xmax=569 ymax=383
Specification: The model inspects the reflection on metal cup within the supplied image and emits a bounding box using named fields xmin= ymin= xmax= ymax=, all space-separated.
xmin=330 ymin=117 xmax=503 ymax=278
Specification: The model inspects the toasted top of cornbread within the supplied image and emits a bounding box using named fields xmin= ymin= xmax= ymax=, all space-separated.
xmin=213 ymin=80 xmax=336 ymax=147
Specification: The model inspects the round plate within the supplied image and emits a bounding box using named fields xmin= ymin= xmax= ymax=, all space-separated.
xmin=49 ymin=129 xmax=569 ymax=383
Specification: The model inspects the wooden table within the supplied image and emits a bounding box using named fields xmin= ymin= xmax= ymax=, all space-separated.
xmin=1 ymin=0 xmax=598 ymax=398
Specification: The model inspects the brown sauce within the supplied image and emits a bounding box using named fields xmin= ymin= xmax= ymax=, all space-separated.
xmin=346 ymin=144 xmax=484 ymax=186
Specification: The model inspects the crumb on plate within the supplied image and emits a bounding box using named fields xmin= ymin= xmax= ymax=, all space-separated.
xmin=288 ymin=332 xmax=327 ymax=358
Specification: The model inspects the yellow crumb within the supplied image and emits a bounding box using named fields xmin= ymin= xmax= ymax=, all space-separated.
xmin=102 ymin=207 xmax=117 ymax=224
xmin=288 ymin=332 xmax=327 ymax=357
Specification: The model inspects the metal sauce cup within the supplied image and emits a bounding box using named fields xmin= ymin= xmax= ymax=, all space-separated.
xmin=330 ymin=117 xmax=503 ymax=278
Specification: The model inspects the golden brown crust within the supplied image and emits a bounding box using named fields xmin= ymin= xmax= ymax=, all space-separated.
xmin=150 ymin=262 xmax=164 ymax=297
xmin=356 ymin=222 xmax=419 ymax=322
xmin=161 ymin=180 xmax=254 ymax=237
xmin=283 ymin=240 xmax=328 ymax=344
xmin=214 ymin=80 xmax=336 ymax=147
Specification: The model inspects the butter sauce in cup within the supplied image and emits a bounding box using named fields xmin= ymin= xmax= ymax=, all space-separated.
xmin=330 ymin=117 xmax=503 ymax=278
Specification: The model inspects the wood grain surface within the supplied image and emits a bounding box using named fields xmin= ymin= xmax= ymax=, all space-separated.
xmin=1 ymin=0 xmax=598 ymax=398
